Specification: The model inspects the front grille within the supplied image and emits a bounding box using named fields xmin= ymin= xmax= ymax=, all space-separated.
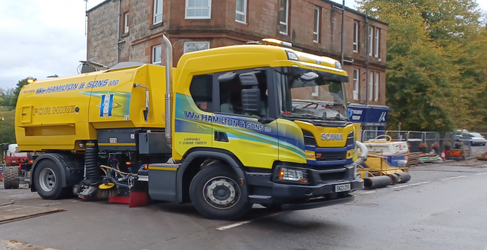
xmin=316 ymin=151 xmax=347 ymax=161
xmin=320 ymin=172 xmax=347 ymax=181
xmin=346 ymin=131 xmax=354 ymax=146
xmin=302 ymin=130 xmax=317 ymax=146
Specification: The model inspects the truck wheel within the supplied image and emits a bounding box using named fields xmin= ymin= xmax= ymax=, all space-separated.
xmin=3 ymin=166 xmax=19 ymax=189
xmin=190 ymin=165 xmax=251 ymax=220
xmin=33 ymin=160 xmax=67 ymax=199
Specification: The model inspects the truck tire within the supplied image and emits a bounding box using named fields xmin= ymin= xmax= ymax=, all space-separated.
xmin=3 ymin=166 xmax=19 ymax=189
xmin=189 ymin=165 xmax=251 ymax=220
xmin=33 ymin=160 xmax=68 ymax=199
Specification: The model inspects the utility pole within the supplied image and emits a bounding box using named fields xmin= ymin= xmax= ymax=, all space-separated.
xmin=340 ymin=0 xmax=345 ymax=67
xmin=365 ymin=9 xmax=369 ymax=107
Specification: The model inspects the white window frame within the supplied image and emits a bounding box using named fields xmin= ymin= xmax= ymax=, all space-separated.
xmin=279 ymin=0 xmax=289 ymax=35
xmin=235 ymin=0 xmax=247 ymax=24
xmin=369 ymin=72 xmax=373 ymax=101
xmin=183 ymin=41 xmax=210 ymax=54
xmin=313 ymin=7 xmax=320 ymax=43
xmin=185 ymin=0 xmax=212 ymax=19
xmin=375 ymin=28 xmax=380 ymax=58
xmin=124 ymin=12 xmax=129 ymax=33
xmin=369 ymin=26 xmax=373 ymax=57
xmin=353 ymin=21 xmax=359 ymax=52
xmin=153 ymin=0 xmax=163 ymax=24
xmin=152 ymin=45 xmax=161 ymax=65
xmin=353 ymin=69 xmax=359 ymax=100
xmin=312 ymin=86 xmax=319 ymax=97
xmin=374 ymin=72 xmax=379 ymax=101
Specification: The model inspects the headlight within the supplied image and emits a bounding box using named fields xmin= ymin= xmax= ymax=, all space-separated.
xmin=278 ymin=167 xmax=308 ymax=183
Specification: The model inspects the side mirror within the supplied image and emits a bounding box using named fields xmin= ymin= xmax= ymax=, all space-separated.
xmin=300 ymin=72 xmax=319 ymax=82
xmin=242 ymin=89 xmax=261 ymax=114
xmin=218 ymin=72 xmax=237 ymax=82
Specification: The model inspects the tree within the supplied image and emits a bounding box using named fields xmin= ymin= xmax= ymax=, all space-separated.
xmin=9 ymin=77 xmax=34 ymax=109
xmin=356 ymin=0 xmax=487 ymax=132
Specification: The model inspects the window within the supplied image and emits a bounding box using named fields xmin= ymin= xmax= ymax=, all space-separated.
xmin=353 ymin=69 xmax=359 ymax=100
xmin=184 ymin=42 xmax=210 ymax=53
xmin=185 ymin=0 xmax=211 ymax=19
xmin=190 ymin=75 xmax=213 ymax=111
xmin=312 ymin=86 xmax=319 ymax=96
xmin=374 ymin=72 xmax=379 ymax=101
xmin=279 ymin=0 xmax=289 ymax=35
xmin=152 ymin=45 xmax=161 ymax=65
xmin=353 ymin=21 xmax=359 ymax=52
xmin=153 ymin=0 xmax=163 ymax=24
xmin=219 ymin=70 xmax=269 ymax=116
xmin=368 ymin=72 xmax=373 ymax=101
xmin=375 ymin=28 xmax=380 ymax=58
xmin=236 ymin=0 xmax=247 ymax=23
xmin=124 ymin=12 xmax=129 ymax=33
xmin=313 ymin=7 xmax=320 ymax=43
xmin=368 ymin=26 xmax=373 ymax=57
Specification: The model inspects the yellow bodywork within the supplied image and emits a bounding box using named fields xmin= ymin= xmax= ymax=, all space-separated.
xmin=16 ymin=65 xmax=167 ymax=151
xmin=16 ymin=42 xmax=351 ymax=171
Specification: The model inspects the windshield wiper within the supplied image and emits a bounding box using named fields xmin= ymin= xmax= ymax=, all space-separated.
xmin=283 ymin=114 xmax=324 ymax=120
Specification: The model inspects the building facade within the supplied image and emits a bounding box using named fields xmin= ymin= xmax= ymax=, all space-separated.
xmin=86 ymin=0 xmax=390 ymax=135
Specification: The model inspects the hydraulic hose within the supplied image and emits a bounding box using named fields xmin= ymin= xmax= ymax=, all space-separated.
xmin=107 ymin=170 xmax=130 ymax=188
xmin=353 ymin=141 xmax=368 ymax=166
xmin=85 ymin=141 xmax=102 ymax=184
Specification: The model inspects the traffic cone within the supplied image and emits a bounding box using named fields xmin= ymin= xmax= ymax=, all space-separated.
xmin=441 ymin=150 xmax=446 ymax=161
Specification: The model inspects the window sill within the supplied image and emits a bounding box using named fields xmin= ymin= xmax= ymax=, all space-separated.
xmin=150 ymin=22 xmax=163 ymax=30
xmin=121 ymin=32 xmax=129 ymax=38
xmin=185 ymin=17 xmax=212 ymax=20
xmin=235 ymin=20 xmax=247 ymax=25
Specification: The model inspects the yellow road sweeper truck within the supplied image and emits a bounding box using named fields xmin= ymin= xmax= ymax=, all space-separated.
xmin=15 ymin=36 xmax=367 ymax=219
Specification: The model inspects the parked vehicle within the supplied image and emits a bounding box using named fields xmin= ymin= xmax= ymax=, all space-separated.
xmin=468 ymin=133 xmax=487 ymax=146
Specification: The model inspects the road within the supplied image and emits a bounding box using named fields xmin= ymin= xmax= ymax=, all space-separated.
xmin=0 ymin=159 xmax=487 ymax=250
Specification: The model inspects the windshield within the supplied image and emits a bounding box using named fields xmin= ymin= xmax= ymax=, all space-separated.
xmin=275 ymin=67 xmax=348 ymax=122
xmin=470 ymin=133 xmax=483 ymax=138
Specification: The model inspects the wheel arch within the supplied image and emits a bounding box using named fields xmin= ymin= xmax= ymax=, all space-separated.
xmin=31 ymin=153 xmax=84 ymax=192
xmin=177 ymin=148 xmax=248 ymax=204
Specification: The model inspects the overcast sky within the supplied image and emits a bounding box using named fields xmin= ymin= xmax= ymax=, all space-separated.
xmin=0 ymin=0 xmax=486 ymax=90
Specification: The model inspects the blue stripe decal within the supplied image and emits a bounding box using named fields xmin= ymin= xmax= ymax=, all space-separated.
xmin=307 ymin=158 xmax=353 ymax=166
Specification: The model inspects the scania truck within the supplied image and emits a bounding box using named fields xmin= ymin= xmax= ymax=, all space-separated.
xmin=14 ymin=36 xmax=367 ymax=219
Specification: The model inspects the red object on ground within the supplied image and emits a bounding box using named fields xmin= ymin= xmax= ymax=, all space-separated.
xmin=109 ymin=191 xmax=148 ymax=207
xmin=0 ymin=173 xmax=3 ymax=182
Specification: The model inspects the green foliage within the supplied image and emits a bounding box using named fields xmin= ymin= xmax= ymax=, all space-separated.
xmin=0 ymin=108 xmax=16 ymax=144
xmin=357 ymin=0 xmax=487 ymax=132
xmin=0 ymin=77 xmax=32 ymax=145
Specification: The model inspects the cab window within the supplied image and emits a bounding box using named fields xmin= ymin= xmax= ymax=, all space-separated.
xmin=189 ymin=74 xmax=213 ymax=111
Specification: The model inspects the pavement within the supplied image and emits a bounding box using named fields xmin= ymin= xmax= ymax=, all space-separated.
xmin=1 ymin=158 xmax=487 ymax=249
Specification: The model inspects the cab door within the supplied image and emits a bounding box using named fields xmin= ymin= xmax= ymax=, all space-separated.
xmin=212 ymin=69 xmax=278 ymax=170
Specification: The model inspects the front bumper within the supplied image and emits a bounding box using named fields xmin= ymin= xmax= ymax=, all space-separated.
xmin=247 ymin=166 xmax=363 ymax=210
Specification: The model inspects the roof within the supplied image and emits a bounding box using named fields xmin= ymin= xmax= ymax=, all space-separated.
xmin=86 ymin=0 xmax=111 ymax=13
xmin=319 ymin=0 xmax=389 ymax=26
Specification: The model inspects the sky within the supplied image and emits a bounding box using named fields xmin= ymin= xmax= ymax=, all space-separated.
xmin=0 ymin=0 xmax=486 ymax=90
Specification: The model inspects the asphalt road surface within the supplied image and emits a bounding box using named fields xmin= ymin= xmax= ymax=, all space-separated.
xmin=0 ymin=159 xmax=487 ymax=250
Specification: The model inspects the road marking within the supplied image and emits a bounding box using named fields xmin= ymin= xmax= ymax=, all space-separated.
xmin=357 ymin=191 xmax=376 ymax=195
xmin=441 ymin=176 xmax=467 ymax=181
xmin=475 ymin=172 xmax=487 ymax=176
xmin=392 ymin=182 xmax=428 ymax=189
xmin=216 ymin=212 xmax=285 ymax=231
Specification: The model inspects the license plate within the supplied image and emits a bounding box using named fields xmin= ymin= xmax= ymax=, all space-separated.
xmin=335 ymin=184 xmax=351 ymax=192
